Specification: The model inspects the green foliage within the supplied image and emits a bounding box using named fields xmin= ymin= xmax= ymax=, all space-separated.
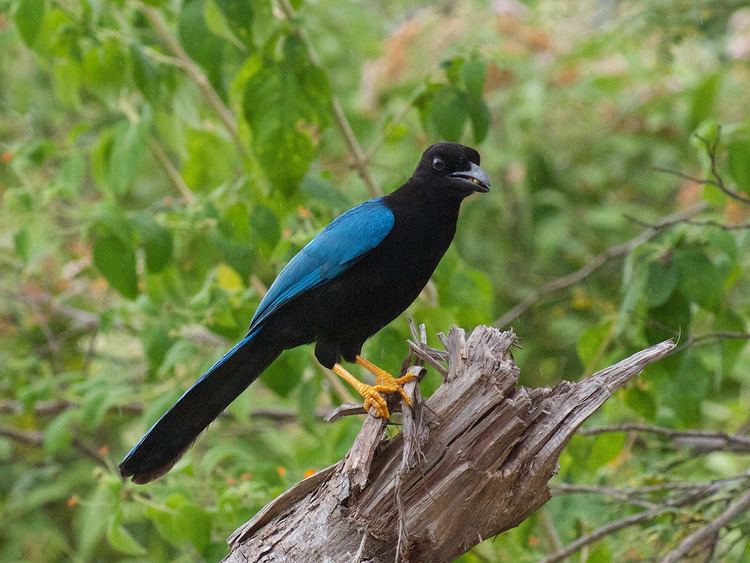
xmin=2 ymin=1 xmax=750 ymax=562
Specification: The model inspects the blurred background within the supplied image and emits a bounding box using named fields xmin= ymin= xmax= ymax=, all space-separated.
xmin=2 ymin=0 xmax=750 ymax=561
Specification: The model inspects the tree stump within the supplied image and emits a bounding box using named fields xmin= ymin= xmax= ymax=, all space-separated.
xmin=224 ymin=325 xmax=674 ymax=562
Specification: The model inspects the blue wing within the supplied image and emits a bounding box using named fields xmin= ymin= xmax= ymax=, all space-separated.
xmin=248 ymin=198 xmax=395 ymax=332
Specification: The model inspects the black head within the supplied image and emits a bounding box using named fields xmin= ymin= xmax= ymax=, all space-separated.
xmin=411 ymin=142 xmax=491 ymax=197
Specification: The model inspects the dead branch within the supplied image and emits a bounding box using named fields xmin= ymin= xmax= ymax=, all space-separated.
xmin=223 ymin=325 xmax=674 ymax=562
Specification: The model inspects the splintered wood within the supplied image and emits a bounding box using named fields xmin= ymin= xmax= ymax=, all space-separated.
xmin=224 ymin=325 xmax=674 ymax=563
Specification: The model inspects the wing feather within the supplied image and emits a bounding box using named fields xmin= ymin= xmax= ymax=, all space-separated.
xmin=248 ymin=198 xmax=395 ymax=331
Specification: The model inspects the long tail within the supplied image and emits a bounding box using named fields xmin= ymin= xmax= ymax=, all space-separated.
xmin=119 ymin=329 xmax=281 ymax=484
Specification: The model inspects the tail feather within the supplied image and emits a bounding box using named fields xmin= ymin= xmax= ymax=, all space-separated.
xmin=119 ymin=330 xmax=280 ymax=484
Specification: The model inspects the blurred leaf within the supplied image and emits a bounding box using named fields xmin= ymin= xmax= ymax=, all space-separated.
xmin=467 ymin=97 xmax=491 ymax=143
xmin=577 ymin=318 xmax=613 ymax=368
xmin=43 ymin=409 xmax=79 ymax=453
xmin=243 ymin=35 xmax=331 ymax=193
xmin=93 ymin=232 xmax=139 ymax=299
xmin=463 ymin=59 xmax=486 ymax=98
xmin=728 ymin=138 xmax=750 ymax=193
xmin=132 ymin=212 xmax=173 ymax=273
xmin=646 ymin=258 xmax=679 ymax=307
xmin=215 ymin=0 xmax=254 ymax=47
xmin=179 ymin=0 xmax=224 ymax=83
xmin=645 ymin=291 xmax=691 ymax=343
xmin=249 ymin=203 xmax=281 ymax=256
xmin=689 ymin=74 xmax=720 ymax=129
xmin=674 ymin=247 xmax=723 ymax=310
xmin=586 ymin=432 xmax=626 ymax=471
xmin=261 ymin=346 xmax=306 ymax=397
xmin=14 ymin=0 xmax=45 ymax=47
xmin=76 ymin=481 xmax=115 ymax=560
xmin=431 ymin=86 xmax=468 ymax=141
xmin=624 ymin=386 xmax=657 ymax=420
xmin=106 ymin=513 xmax=147 ymax=556
xmin=108 ymin=111 xmax=151 ymax=197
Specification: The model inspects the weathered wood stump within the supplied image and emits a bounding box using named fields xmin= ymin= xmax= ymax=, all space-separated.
xmin=224 ymin=325 xmax=674 ymax=562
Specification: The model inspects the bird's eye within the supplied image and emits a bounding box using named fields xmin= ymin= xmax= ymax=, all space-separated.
xmin=432 ymin=157 xmax=446 ymax=171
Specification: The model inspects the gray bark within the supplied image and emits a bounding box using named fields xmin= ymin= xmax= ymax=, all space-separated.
xmin=224 ymin=325 xmax=674 ymax=562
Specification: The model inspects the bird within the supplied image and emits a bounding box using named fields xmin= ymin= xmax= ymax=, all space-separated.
xmin=119 ymin=142 xmax=491 ymax=484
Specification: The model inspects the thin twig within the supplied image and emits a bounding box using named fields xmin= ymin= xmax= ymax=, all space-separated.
xmin=140 ymin=5 xmax=246 ymax=156
xmin=542 ymin=479 xmax=727 ymax=563
xmin=149 ymin=137 xmax=196 ymax=203
xmin=660 ymin=489 xmax=750 ymax=563
xmin=654 ymin=129 xmax=750 ymax=205
xmin=551 ymin=483 xmax=658 ymax=510
xmin=580 ymin=423 xmax=750 ymax=452
xmin=493 ymin=202 xmax=708 ymax=328
xmin=276 ymin=0 xmax=382 ymax=197
xmin=0 ymin=426 xmax=108 ymax=467
xmin=625 ymin=214 xmax=750 ymax=231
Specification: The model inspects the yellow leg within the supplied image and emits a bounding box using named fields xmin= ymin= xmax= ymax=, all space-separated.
xmin=333 ymin=363 xmax=391 ymax=418
xmin=355 ymin=355 xmax=416 ymax=406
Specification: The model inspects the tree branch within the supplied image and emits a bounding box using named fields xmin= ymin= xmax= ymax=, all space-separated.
xmin=224 ymin=325 xmax=674 ymax=562
xmin=660 ymin=489 xmax=750 ymax=563
xmin=493 ymin=203 xmax=708 ymax=328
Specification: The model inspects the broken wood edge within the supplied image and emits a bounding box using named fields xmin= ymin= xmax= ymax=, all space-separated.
xmin=226 ymin=325 xmax=675 ymax=560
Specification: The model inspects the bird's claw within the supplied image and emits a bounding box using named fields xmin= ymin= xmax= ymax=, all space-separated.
xmin=361 ymin=386 xmax=391 ymax=419
xmin=363 ymin=373 xmax=417 ymax=418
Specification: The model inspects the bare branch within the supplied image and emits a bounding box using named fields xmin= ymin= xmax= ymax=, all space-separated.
xmin=660 ymin=489 xmax=750 ymax=563
xmin=493 ymin=203 xmax=707 ymax=328
xmin=580 ymin=422 xmax=750 ymax=453
xmin=0 ymin=426 xmax=109 ymax=467
xmin=149 ymin=137 xmax=196 ymax=204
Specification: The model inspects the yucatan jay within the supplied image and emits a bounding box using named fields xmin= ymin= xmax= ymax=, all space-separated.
xmin=119 ymin=143 xmax=490 ymax=484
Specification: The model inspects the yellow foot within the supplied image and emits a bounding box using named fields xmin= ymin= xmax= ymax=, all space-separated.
xmin=332 ymin=360 xmax=417 ymax=419
xmin=356 ymin=355 xmax=417 ymax=407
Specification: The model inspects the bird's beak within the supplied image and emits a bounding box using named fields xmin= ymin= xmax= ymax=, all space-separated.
xmin=448 ymin=162 xmax=491 ymax=193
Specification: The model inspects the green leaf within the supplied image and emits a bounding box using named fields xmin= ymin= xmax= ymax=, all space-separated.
xmin=462 ymin=59 xmax=486 ymax=98
xmin=243 ymin=36 xmax=331 ymax=193
xmin=179 ymin=0 xmax=225 ymax=83
xmin=646 ymin=258 xmax=679 ymax=307
xmin=671 ymin=352 xmax=708 ymax=425
xmin=132 ymin=212 xmax=173 ymax=272
xmin=108 ymin=111 xmax=151 ymax=197
xmin=624 ymin=386 xmax=657 ymax=420
xmin=467 ymin=96 xmax=491 ymax=143
xmin=130 ymin=43 xmax=162 ymax=102
xmin=93 ymin=233 xmax=139 ymax=299
xmin=586 ymin=432 xmax=626 ymax=471
xmin=645 ymin=291 xmax=691 ymax=343
xmin=13 ymin=227 xmax=29 ymax=262
xmin=215 ymin=0 xmax=254 ymax=47
xmin=249 ymin=204 xmax=280 ymax=256
xmin=14 ymin=0 xmax=45 ymax=47
xmin=728 ymin=138 xmax=750 ymax=194
xmin=261 ymin=346 xmax=306 ymax=397
xmin=577 ymin=318 xmax=613 ymax=368
xmin=689 ymin=74 xmax=720 ymax=129
xmin=106 ymin=513 xmax=147 ymax=556
xmin=431 ymin=87 xmax=468 ymax=141
xmin=43 ymin=409 xmax=79 ymax=453
xmin=674 ymin=248 xmax=723 ymax=310
xmin=76 ymin=482 xmax=115 ymax=560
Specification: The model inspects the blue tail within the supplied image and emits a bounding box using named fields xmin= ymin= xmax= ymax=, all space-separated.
xmin=119 ymin=329 xmax=281 ymax=484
